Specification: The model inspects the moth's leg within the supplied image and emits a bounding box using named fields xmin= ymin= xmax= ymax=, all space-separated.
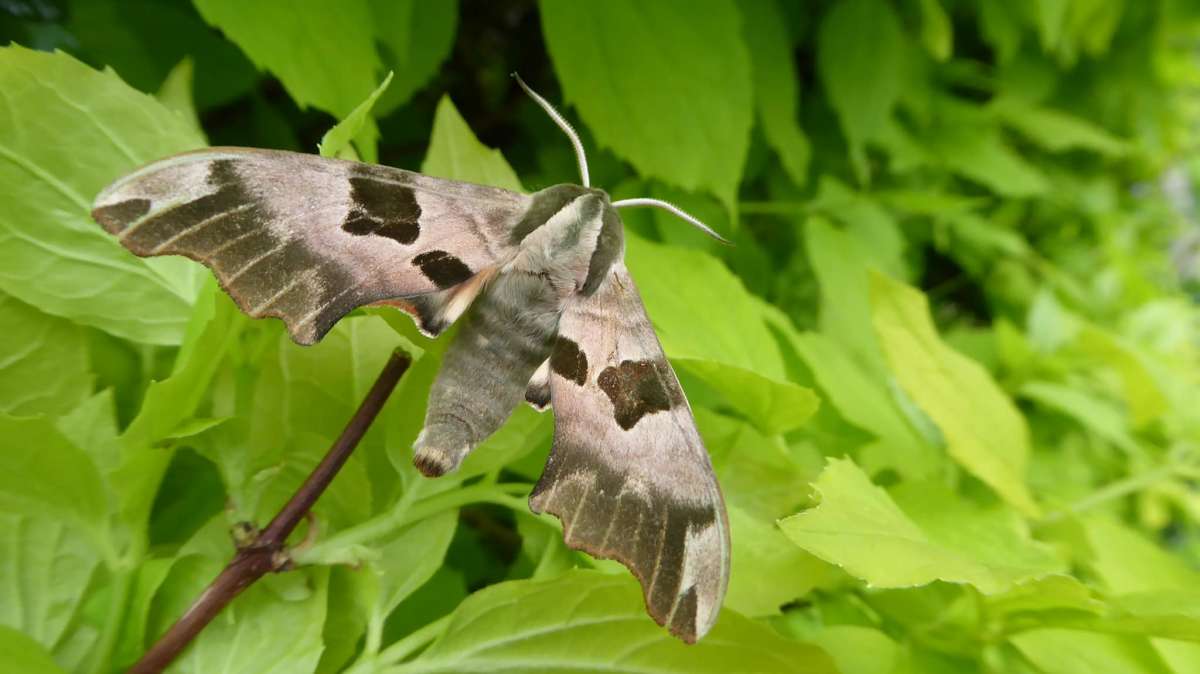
xmin=413 ymin=272 xmax=559 ymax=476
xmin=525 ymin=359 xmax=552 ymax=411
xmin=374 ymin=269 xmax=496 ymax=338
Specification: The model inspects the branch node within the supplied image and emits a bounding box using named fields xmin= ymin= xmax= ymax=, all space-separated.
xmin=232 ymin=521 xmax=258 ymax=550
xmin=270 ymin=549 xmax=293 ymax=573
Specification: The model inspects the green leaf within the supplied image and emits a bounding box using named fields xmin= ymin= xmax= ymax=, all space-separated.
xmin=0 ymin=292 xmax=91 ymax=416
xmin=992 ymin=97 xmax=1127 ymax=156
xmin=917 ymin=0 xmax=953 ymax=61
xmin=539 ymin=0 xmax=752 ymax=212
xmin=810 ymin=177 xmax=907 ymax=280
xmin=193 ymin=0 xmax=381 ymax=119
xmin=0 ymin=513 xmax=102 ymax=654
xmin=870 ymin=117 xmax=935 ymax=174
xmin=66 ymin=0 xmax=259 ymax=111
xmin=1076 ymin=326 xmax=1168 ymax=427
xmin=817 ymin=0 xmax=905 ymax=183
xmin=1010 ymin=629 xmax=1172 ymax=674
xmin=1026 ymin=0 xmax=1071 ymax=55
xmin=513 ymin=512 xmax=575 ymax=580
xmin=0 ymin=416 xmax=109 ymax=541
xmin=780 ymin=458 xmax=1061 ymax=594
xmin=164 ymin=417 xmax=230 ymax=442
xmin=626 ymin=235 xmax=818 ymax=434
xmin=318 ymin=71 xmax=393 ymax=163
xmin=0 ymin=45 xmax=204 ymax=344
xmin=798 ymin=217 xmax=942 ymax=471
xmin=942 ymin=211 xmax=1032 ymax=261
xmin=230 ymin=315 xmax=402 ymax=524
xmin=421 ymin=96 xmax=523 ymax=191
xmin=0 ymin=625 xmax=68 ymax=674
xmin=156 ymin=58 xmax=204 ymax=139
xmin=986 ymin=575 xmax=1106 ymax=619
xmin=791 ymin=332 xmax=942 ymax=480
xmin=146 ymin=449 xmax=225 ymax=547
xmin=870 ymin=272 xmax=1041 ymax=516
xmin=1082 ymin=518 xmax=1200 ymax=594
xmin=1020 ymin=381 xmax=1139 ymax=455
xmin=878 ymin=189 xmax=989 ymax=217
xmin=676 ymin=358 xmax=818 ymax=436
xmin=170 ymin=568 xmax=330 ymax=674
xmin=1072 ymin=590 xmax=1200 ymax=642
xmin=409 ymin=570 xmax=838 ymax=673
xmin=318 ymin=567 xmax=375 ymax=674
xmin=1157 ymin=643 xmax=1200 ymax=674
xmin=112 ymin=557 xmax=175 ymax=669
xmin=978 ymin=0 xmax=1023 ymax=62
xmin=373 ymin=511 xmax=458 ymax=620
xmin=311 ymin=510 xmax=462 ymax=668
xmin=147 ymin=553 xmax=223 ymax=640
xmin=810 ymin=625 xmax=900 ymax=674
xmin=742 ymin=0 xmax=810 ymax=187
xmin=699 ymin=409 xmax=814 ymax=519
xmin=1027 ymin=289 xmax=1082 ymax=353
xmin=121 ymin=282 xmax=243 ymax=452
xmin=254 ymin=431 xmax=373 ymax=533
xmin=109 ymin=283 xmax=242 ymax=535
xmin=56 ymin=390 xmax=122 ymax=477
xmin=368 ymin=0 xmax=458 ymax=115
xmin=927 ymin=106 xmax=1049 ymax=197
xmin=803 ymin=216 xmax=887 ymax=372
xmin=724 ymin=506 xmax=826 ymax=617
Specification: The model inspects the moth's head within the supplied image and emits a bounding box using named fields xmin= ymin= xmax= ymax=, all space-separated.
xmin=535 ymin=183 xmax=609 ymax=203
xmin=514 ymin=74 xmax=728 ymax=245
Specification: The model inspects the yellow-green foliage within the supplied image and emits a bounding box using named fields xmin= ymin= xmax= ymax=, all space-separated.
xmin=2 ymin=1 xmax=1199 ymax=672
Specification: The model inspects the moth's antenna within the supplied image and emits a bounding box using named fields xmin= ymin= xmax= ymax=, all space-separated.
xmin=509 ymin=74 xmax=726 ymax=244
xmin=512 ymin=72 xmax=590 ymax=188
xmin=612 ymin=198 xmax=731 ymax=244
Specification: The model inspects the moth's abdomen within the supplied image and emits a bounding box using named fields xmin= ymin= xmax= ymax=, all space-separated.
xmin=413 ymin=271 xmax=561 ymax=476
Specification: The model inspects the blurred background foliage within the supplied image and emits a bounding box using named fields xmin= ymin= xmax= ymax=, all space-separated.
xmin=3 ymin=0 xmax=1200 ymax=673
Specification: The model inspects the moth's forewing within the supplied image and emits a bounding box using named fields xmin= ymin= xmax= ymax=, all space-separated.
xmin=531 ymin=256 xmax=731 ymax=643
xmin=92 ymin=148 xmax=530 ymax=344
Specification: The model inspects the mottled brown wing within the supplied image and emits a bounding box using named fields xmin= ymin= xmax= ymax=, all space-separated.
xmin=529 ymin=261 xmax=730 ymax=643
xmin=92 ymin=147 xmax=531 ymax=344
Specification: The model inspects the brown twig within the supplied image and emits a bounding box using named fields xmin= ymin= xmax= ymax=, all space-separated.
xmin=129 ymin=350 xmax=412 ymax=674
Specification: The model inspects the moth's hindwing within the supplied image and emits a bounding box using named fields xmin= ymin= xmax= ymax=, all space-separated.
xmin=91 ymin=147 xmax=532 ymax=344
xmin=529 ymin=262 xmax=731 ymax=643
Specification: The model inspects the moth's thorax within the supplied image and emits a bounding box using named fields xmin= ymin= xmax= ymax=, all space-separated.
xmin=511 ymin=184 xmax=624 ymax=298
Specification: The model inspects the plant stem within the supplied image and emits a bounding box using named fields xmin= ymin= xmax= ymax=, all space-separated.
xmin=296 ymin=482 xmax=529 ymax=564
xmin=378 ymin=614 xmax=453 ymax=666
xmin=128 ymin=349 xmax=411 ymax=674
xmin=738 ymin=200 xmax=814 ymax=215
xmin=402 ymin=483 xmax=529 ymax=524
xmin=86 ymin=570 xmax=132 ymax=674
xmin=1041 ymin=462 xmax=1180 ymax=525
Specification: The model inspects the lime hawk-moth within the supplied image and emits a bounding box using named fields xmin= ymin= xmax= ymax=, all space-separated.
xmin=91 ymin=78 xmax=730 ymax=643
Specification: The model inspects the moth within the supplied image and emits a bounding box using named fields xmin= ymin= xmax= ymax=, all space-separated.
xmin=91 ymin=77 xmax=730 ymax=643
